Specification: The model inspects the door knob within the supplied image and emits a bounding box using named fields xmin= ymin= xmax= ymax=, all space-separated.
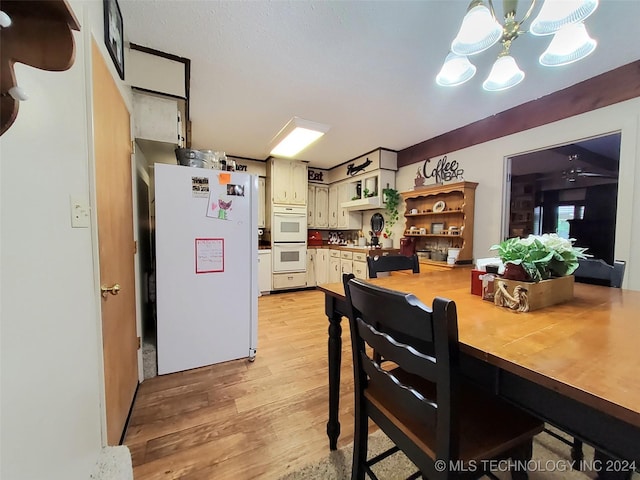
xmin=101 ymin=283 xmax=121 ymax=298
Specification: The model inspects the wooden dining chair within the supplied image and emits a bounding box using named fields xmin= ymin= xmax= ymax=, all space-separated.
xmin=342 ymin=274 xmax=544 ymax=480
xmin=544 ymin=258 xmax=626 ymax=468
xmin=367 ymin=253 xmax=420 ymax=278
xmin=574 ymin=258 xmax=626 ymax=287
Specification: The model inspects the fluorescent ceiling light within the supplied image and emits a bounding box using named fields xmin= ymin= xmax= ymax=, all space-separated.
xmin=269 ymin=117 xmax=330 ymax=158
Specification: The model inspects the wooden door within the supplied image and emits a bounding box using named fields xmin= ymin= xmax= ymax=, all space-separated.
xmin=92 ymin=40 xmax=138 ymax=445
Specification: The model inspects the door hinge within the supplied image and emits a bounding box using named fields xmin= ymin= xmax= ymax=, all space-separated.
xmin=134 ymin=241 xmax=137 ymax=254
xmin=137 ymin=336 xmax=141 ymax=350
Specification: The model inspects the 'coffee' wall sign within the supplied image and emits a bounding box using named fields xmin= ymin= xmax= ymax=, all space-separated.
xmin=421 ymin=155 xmax=464 ymax=184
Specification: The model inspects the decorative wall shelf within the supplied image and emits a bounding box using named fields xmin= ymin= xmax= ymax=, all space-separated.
xmin=401 ymin=181 xmax=478 ymax=265
xmin=1 ymin=0 xmax=80 ymax=136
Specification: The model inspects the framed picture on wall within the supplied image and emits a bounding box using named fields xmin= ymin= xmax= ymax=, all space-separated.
xmin=103 ymin=0 xmax=125 ymax=80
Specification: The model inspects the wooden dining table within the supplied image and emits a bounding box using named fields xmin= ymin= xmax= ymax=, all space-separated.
xmin=317 ymin=269 xmax=640 ymax=478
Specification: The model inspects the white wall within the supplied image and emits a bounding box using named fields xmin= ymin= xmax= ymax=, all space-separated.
xmin=0 ymin=1 xmax=134 ymax=478
xmin=396 ymin=97 xmax=640 ymax=290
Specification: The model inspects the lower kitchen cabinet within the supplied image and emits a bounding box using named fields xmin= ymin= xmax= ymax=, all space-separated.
xmin=353 ymin=252 xmax=368 ymax=279
xmin=340 ymin=250 xmax=353 ymax=276
xmin=306 ymin=248 xmax=316 ymax=287
xmin=258 ymin=250 xmax=272 ymax=294
xmin=315 ymin=248 xmax=329 ymax=285
xmin=329 ymin=250 xmax=341 ymax=283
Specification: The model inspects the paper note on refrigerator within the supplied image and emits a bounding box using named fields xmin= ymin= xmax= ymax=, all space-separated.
xmin=195 ymin=238 xmax=224 ymax=273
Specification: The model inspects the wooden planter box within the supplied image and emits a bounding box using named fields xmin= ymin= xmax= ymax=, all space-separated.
xmin=494 ymin=275 xmax=574 ymax=312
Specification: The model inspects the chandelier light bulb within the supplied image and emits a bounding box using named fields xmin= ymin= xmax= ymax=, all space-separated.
xmin=436 ymin=52 xmax=477 ymax=87
xmin=483 ymin=55 xmax=525 ymax=91
xmin=451 ymin=3 xmax=503 ymax=56
xmin=530 ymin=0 xmax=599 ymax=36
xmin=539 ymin=22 xmax=597 ymax=66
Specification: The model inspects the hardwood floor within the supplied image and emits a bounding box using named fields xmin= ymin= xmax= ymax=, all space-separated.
xmin=124 ymin=289 xmax=357 ymax=479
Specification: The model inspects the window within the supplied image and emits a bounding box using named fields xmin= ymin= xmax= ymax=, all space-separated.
xmin=533 ymin=206 xmax=543 ymax=235
xmin=556 ymin=204 xmax=585 ymax=239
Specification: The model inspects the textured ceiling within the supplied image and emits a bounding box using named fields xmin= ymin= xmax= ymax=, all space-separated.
xmin=119 ymin=0 xmax=640 ymax=170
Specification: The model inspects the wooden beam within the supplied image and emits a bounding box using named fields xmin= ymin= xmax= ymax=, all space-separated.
xmin=398 ymin=60 xmax=640 ymax=168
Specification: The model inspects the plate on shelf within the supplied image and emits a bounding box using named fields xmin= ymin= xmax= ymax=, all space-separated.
xmin=433 ymin=200 xmax=446 ymax=213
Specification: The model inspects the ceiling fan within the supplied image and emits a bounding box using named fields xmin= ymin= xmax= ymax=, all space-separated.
xmin=562 ymin=167 xmax=618 ymax=183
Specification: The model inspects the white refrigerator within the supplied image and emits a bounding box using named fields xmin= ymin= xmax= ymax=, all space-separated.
xmin=154 ymin=163 xmax=258 ymax=375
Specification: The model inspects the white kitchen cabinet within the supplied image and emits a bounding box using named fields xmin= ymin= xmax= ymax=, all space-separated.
xmin=338 ymin=182 xmax=362 ymax=230
xmin=258 ymin=177 xmax=266 ymax=228
xmin=133 ymin=91 xmax=179 ymax=144
xmin=307 ymin=184 xmax=315 ymax=227
xmin=340 ymin=169 xmax=396 ymax=212
xmin=340 ymin=250 xmax=353 ymax=276
xmin=353 ymin=252 xmax=368 ymax=280
xmin=328 ymin=183 xmax=361 ymax=230
xmin=269 ymin=158 xmax=307 ymax=206
xmin=306 ymin=248 xmax=316 ymax=287
xmin=340 ymin=259 xmax=353 ymax=275
xmin=329 ymin=250 xmax=341 ymax=283
xmin=314 ymin=185 xmax=329 ymax=228
xmin=308 ymin=184 xmax=329 ymax=228
xmin=328 ymin=185 xmax=339 ymax=228
xmin=315 ymin=248 xmax=329 ymax=285
xmin=258 ymin=250 xmax=272 ymax=294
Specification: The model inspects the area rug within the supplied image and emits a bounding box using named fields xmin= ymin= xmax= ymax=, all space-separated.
xmin=278 ymin=427 xmax=639 ymax=480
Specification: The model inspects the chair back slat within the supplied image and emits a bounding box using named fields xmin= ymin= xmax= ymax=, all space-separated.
xmin=348 ymin=279 xmax=434 ymax=345
xmin=360 ymin=350 xmax=437 ymax=429
xmin=367 ymin=254 xmax=420 ymax=278
xmin=356 ymin=318 xmax=438 ymax=381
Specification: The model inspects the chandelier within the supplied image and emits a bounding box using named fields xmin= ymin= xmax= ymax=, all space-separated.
xmin=436 ymin=0 xmax=599 ymax=91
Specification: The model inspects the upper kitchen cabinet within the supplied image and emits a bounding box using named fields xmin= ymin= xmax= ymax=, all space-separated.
xmin=308 ymin=184 xmax=329 ymax=228
xmin=326 ymin=149 xmax=397 ymax=211
xmin=341 ymin=169 xmax=396 ymax=211
xmin=328 ymin=183 xmax=362 ymax=230
xmin=125 ymin=44 xmax=191 ymax=148
xmin=128 ymin=45 xmax=189 ymax=148
xmin=133 ymin=91 xmax=182 ymax=146
xmin=268 ymin=158 xmax=307 ymax=206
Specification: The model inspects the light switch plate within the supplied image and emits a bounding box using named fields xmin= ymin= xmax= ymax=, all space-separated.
xmin=70 ymin=196 xmax=90 ymax=228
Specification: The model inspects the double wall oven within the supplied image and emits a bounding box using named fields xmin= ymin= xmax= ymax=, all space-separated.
xmin=272 ymin=206 xmax=307 ymax=273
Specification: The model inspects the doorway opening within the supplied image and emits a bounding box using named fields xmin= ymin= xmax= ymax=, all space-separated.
xmin=506 ymin=132 xmax=621 ymax=264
